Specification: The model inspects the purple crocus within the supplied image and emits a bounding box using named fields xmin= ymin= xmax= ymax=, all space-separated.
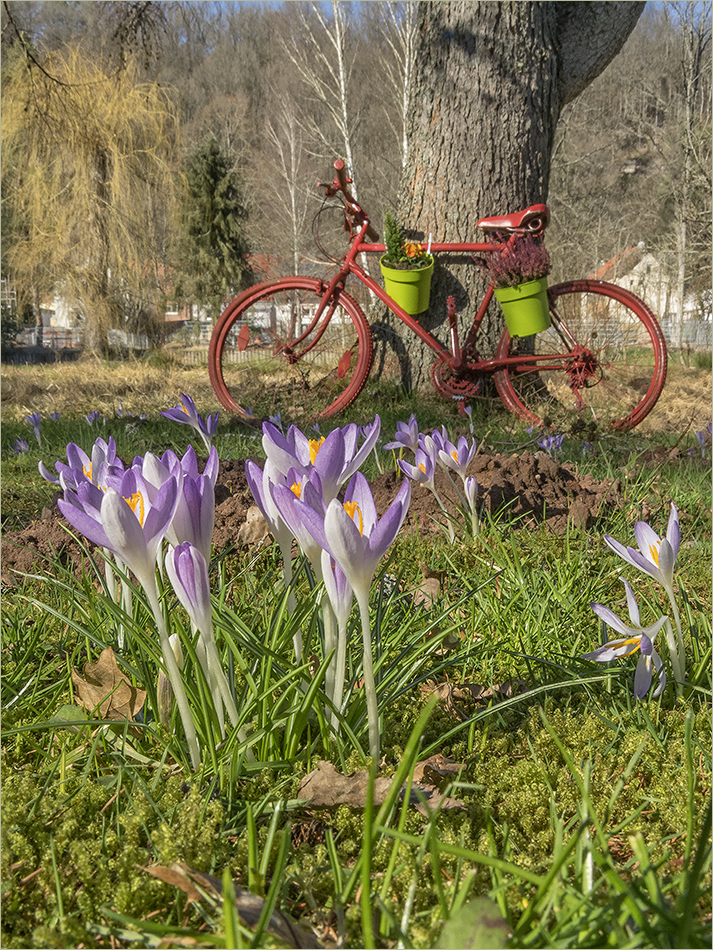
xmin=537 ymin=433 xmax=564 ymax=457
xmin=583 ymin=580 xmax=668 ymax=698
xmin=604 ymin=502 xmax=683 ymax=688
xmin=86 ymin=411 xmax=100 ymax=426
xmin=271 ymin=469 xmax=327 ymax=575
xmin=398 ymin=446 xmax=437 ymax=493
xmin=11 ymin=438 xmax=29 ymax=455
xmin=245 ymin=457 xmax=303 ymax=661
xmin=39 ymin=437 xmax=123 ymax=490
xmin=160 ymin=393 xmax=219 ymax=452
xmin=164 ymin=540 xmax=250 ymax=750
xmin=25 ymin=412 xmax=42 ymax=446
xmin=605 ymin=504 xmax=680 ymax=598
xmin=262 ymin=417 xmax=381 ymax=503
xmin=383 ymin=414 xmax=420 ymax=454
xmin=438 ymin=435 xmax=477 ymax=481
xmin=58 ymin=469 xmax=178 ymax=591
xmin=296 ymin=472 xmax=411 ymax=760
xmin=59 ymin=471 xmax=201 ymax=767
xmin=48 ymin=411 xmax=61 ymax=422
xmin=139 ymin=447 xmax=218 ymax=564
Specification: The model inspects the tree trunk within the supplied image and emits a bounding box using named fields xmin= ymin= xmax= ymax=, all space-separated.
xmin=372 ymin=0 xmax=645 ymax=389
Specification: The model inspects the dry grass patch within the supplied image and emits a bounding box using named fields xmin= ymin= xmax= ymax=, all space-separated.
xmin=1 ymin=356 xmax=219 ymax=420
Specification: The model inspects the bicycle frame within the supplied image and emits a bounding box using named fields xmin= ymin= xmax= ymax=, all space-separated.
xmin=307 ymin=213 xmax=564 ymax=379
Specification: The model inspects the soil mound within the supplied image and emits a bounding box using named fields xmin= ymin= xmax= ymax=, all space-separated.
xmin=1 ymin=451 xmax=619 ymax=583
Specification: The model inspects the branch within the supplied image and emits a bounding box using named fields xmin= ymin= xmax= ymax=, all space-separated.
xmin=556 ymin=2 xmax=646 ymax=106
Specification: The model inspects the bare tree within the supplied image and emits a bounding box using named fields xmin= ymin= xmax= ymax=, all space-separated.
xmin=262 ymin=98 xmax=314 ymax=276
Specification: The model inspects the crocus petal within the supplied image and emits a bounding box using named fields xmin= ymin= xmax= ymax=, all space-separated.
xmin=367 ymin=479 xmax=411 ymax=561
xmin=666 ymin=504 xmax=680 ymax=557
xmin=323 ymin=500 xmax=370 ymax=595
xmin=262 ymin=423 xmax=303 ymax=477
xmin=657 ymin=539 xmax=676 ymax=589
xmin=634 ymin=521 xmax=663 ymax=568
xmin=582 ymin=637 xmax=640 ymax=662
xmin=634 ymin=653 xmax=653 ymax=698
xmin=101 ymin=489 xmax=154 ymax=585
xmin=202 ymin=446 xmax=220 ymax=486
xmin=623 ymin=579 xmax=640 ymax=627
xmin=590 ymin=602 xmax=631 ymax=637
xmin=58 ymin=492 xmax=111 ymax=549
xmin=39 ymin=461 xmax=59 ymax=484
xmin=341 ymin=415 xmax=380 ymax=482
xmin=312 ymin=428 xmax=347 ymax=501
xmin=343 ymin=472 xmax=378 ymax=537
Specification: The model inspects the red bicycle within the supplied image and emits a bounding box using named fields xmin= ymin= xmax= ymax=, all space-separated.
xmin=209 ymin=159 xmax=667 ymax=431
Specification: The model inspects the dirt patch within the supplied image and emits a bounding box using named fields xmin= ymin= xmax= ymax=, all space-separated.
xmin=1 ymin=451 xmax=621 ymax=584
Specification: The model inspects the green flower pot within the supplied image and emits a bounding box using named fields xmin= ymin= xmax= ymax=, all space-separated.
xmin=494 ymin=278 xmax=551 ymax=336
xmin=380 ymin=255 xmax=434 ymax=315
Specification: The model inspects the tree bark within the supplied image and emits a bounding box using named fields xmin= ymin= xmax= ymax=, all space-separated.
xmin=372 ymin=1 xmax=645 ymax=389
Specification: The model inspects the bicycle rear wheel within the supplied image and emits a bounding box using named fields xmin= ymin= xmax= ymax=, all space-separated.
xmin=208 ymin=277 xmax=373 ymax=422
xmin=493 ymin=280 xmax=667 ymax=432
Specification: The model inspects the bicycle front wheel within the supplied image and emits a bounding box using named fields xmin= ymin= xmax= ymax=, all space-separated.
xmin=493 ymin=280 xmax=667 ymax=433
xmin=208 ymin=277 xmax=373 ymax=422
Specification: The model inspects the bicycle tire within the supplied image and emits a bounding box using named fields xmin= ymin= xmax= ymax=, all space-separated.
xmin=208 ymin=277 xmax=373 ymax=422
xmin=493 ymin=280 xmax=667 ymax=433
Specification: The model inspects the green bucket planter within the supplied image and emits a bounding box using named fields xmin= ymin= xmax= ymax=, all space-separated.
xmin=380 ymin=255 xmax=434 ymax=315
xmin=494 ymin=278 xmax=551 ymax=336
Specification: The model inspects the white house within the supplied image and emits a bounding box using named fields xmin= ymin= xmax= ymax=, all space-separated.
xmin=594 ymin=245 xmax=711 ymax=348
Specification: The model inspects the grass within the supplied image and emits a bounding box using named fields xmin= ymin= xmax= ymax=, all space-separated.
xmin=1 ymin=359 xmax=711 ymax=949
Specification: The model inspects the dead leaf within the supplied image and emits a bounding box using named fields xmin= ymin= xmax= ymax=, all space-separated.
xmin=143 ymin=863 xmax=321 ymax=948
xmin=412 ymin=576 xmax=441 ymax=609
xmin=238 ymin=505 xmax=270 ymax=546
xmin=297 ymin=757 xmax=466 ymax=817
xmin=71 ymin=647 xmax=145 ymax=721
xmin=145 ymin=864 xmax=204 ymax=903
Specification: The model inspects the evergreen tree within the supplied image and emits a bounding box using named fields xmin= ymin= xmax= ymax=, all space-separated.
xmin=175 ymin=135 xmax=252 ymax=319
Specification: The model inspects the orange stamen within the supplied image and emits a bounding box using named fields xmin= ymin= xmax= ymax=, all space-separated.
xmin=84 ymin=463 xmax=92 ymax=480
xmin=612 ymin=637 xmax=642 ymax=656
xmin=451 ymin=450 xmax=459 ymax=464
xmin=648 ymin=543 xmax=660 ymax=566
xmin=290 ymin=481 xmax=302 ymax=499
xmin=343 ymin=501 xmax=364 ymax=535
xmin=309 ymin=437 xmax=325 ymax=464
xmin=418 ymin=463 xmax=427 ymax=474
xmin=124 ymin=491 xmax=145 ymax=526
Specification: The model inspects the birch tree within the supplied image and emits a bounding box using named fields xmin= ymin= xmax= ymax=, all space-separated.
xmin=281 ymin=1 xmax=359 ymax=194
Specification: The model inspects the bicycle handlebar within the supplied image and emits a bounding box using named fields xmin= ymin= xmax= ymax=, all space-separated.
xmin=318 ymin=159 xmax=380 ymax=242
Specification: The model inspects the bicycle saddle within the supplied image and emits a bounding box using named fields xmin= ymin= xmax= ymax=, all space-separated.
xmin=477 ymin=204 xmax=550 ymax=234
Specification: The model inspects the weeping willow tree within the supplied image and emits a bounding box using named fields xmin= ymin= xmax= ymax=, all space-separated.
xmin=2 ymin=46 xmax=181 ymax=352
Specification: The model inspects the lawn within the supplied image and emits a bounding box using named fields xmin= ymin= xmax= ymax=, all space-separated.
xmin=1 ymin=356 xmax=711 ymax=949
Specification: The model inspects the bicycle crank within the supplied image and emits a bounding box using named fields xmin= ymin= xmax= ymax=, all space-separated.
xmin=432 ymin=359 xmax=483 ymax=402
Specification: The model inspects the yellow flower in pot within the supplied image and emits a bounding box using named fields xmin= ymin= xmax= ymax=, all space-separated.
xmin=476 ymin=234 xmax=552 ymax=337
xmin=379 ymin=210 xmax=434 ymax=316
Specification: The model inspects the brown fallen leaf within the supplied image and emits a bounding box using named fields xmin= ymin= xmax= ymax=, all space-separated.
xmin=237 ymin=505 xmax=270 ymax=546
xmin=411 ymin=576 xmax=441 ymax=609
xmin=143 ymin=862 xmax=321 ymax=948
xmin=71 ymin=646 xmax=145 ymax=721
xmin=297 ymin=756 xmax=466 ymax=817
